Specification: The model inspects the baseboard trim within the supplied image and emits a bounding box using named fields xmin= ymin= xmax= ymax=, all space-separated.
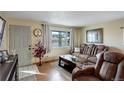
xmin=33 ymin=59 xmax=58 ymax=65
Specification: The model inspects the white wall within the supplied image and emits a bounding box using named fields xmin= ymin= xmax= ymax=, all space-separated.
xmin=7 ymin=18 xmax=78 ymax=63
xmin=73 ymin=27 xmax=82 ymax=47
xmin=82 ymin=19 xmax=124 ymax=54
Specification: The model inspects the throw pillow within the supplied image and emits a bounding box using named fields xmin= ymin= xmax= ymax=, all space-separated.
xmin=74 ymin=47 xmax=80 ymax=53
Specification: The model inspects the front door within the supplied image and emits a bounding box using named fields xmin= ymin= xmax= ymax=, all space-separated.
xmin=9 ymin=25 xmax=32 ymax=66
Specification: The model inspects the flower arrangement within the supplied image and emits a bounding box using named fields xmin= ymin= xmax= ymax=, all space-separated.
xmin=33 ymin=40 xmax=46 ymax=66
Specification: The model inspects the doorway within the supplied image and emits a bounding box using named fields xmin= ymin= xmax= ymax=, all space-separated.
xmin=9 ymin=25 xmax=32 ymax=66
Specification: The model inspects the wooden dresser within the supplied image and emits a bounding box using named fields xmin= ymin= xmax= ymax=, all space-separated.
xmin=0 ymin=54 xmax=18 ymax=81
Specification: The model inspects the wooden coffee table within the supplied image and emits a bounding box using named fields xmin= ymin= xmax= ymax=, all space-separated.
xmin=58 ymin=54 xmax=83 ymax=73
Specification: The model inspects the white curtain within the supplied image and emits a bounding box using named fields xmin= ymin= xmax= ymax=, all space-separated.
xmin=42 ymin=24 xmax=52 ymax=53
xmin=70 ymin=28 xmax=74 ymax=50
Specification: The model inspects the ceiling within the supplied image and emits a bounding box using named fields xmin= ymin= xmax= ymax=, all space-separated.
xmin=3 ymin=11 xmax=124 ymax=27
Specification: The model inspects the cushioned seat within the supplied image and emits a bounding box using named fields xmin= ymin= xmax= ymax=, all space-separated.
xmin=71 ymin=44 xmax=108 ymax=64
xmin=78 ymin=54 xmax=89 ymax=59
xmin=88 ymin=56 xmax=97 ymax=63
xmin=72 ymin=52 xmax=80 ymax=57
xmin=72 ymin=52 xmax=124 ymax=81
xmin=75 ymin=76 xmax=101 ymax=81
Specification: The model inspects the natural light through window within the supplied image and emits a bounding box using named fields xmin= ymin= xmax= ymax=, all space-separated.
xmin=52 ymin=31 xmax=70 ymax=48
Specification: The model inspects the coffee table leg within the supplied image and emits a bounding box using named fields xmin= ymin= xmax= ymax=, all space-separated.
xmin=58 ymin=57 xmax=61 ymax=66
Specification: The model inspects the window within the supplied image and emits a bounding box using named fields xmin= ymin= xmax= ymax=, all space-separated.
xmin=86 ymin=28 xmax=103 ymax=43
xmin=52 ymin=31 xmax=71 ymax=48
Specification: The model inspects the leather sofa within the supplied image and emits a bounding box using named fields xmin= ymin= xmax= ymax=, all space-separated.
xmin=72 ymin=52 xmax=124 ymax=81
xmin=72 ymin=44 xmax=108 ymax=64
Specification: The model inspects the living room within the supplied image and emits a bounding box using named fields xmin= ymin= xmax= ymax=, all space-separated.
xmin=0 ymin=11 xmax=124 ymax=81
xmin=1 ymin=0 xmax=124 ymax=92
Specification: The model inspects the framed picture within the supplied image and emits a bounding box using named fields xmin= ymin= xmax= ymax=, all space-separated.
xmin=86 ymin=28 xmax=103 ymax=43
xmin=0 ymin=16 xmax=6 ymax=46
xmin=0 ymin=50 xmax=9 ymax=63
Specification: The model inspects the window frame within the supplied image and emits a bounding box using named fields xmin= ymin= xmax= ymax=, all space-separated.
xmin=51 ymin=30 xmax=71 ymax=48
xmin=86 ymin=28 xmax=103 ymax=43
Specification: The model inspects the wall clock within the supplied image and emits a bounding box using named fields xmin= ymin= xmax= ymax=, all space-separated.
xmin=33 ymin=28 xmax=42 ymax=37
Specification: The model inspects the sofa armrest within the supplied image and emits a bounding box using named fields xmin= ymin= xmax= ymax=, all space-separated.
xmin=104 ymin=46 xmax=109 ymax=51
xmin=72 ymin=67 xmax=95 ymax=80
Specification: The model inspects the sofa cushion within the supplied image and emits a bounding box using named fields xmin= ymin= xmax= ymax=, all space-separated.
xmin=82 ymin=45 xmax=89 ymax=54
xmin=78 ymin=54 xmax=89 ymax=59
xmin=87 ymin=44 xmax=95 ymax=55
xmin=115 ymin=60 xmax=124 ymax=81
xmin=88 ymin=56 xmax=97 ymax=63
xmin=72 ymin=53 xmax=80 ymax=57
xmin=74 ymin=47 xmax=80 ymax=53
xmin=74 ymin=75 xmax=101 ymax=81
xmin=104 ymin=52 xmax=124 ymax=64
xmin=99 ymin=61 xmax=117 ymax=80
xmin=97 ymin=45 xmax=105 ymax=53
xmin=90 ymin=45 xmax=97 ymax=56
xmin=80 ymin=44 xmax=86 ymax=54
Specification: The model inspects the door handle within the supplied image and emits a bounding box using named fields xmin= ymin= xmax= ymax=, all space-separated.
xmin=29 ymin=45 xmax=31 ymax=47
xmin=28 ymin=45 xmax=31 ymax=50
xmin=28 ymin=48 xmax=31 ymax=50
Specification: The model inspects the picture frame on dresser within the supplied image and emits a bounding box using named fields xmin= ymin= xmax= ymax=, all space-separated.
xmin=0 ymin=50 xmax=9 ymax=63
xmin=0 ymin=16 xmax=6 ymax=46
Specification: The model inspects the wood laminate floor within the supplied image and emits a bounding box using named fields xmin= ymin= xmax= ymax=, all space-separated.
xmin=36 ymin=61 xmax=72 ymax=81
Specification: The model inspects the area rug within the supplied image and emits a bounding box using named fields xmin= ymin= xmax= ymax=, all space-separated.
xmin=19 ymin=65 xmax=39 ymax=81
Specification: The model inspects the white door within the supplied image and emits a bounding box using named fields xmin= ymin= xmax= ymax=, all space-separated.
xmin=9 ymin=25 xmax=32 ymax=66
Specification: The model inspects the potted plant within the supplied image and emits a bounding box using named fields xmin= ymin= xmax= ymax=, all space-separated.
xmin=33 ymin=40 xmax=46 ymax=66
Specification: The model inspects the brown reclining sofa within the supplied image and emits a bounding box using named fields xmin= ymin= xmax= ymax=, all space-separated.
xmin=71 ymin=44 xmax=108 ymax=65
xmin=72 ymin=52 xmax=124 ymax=81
